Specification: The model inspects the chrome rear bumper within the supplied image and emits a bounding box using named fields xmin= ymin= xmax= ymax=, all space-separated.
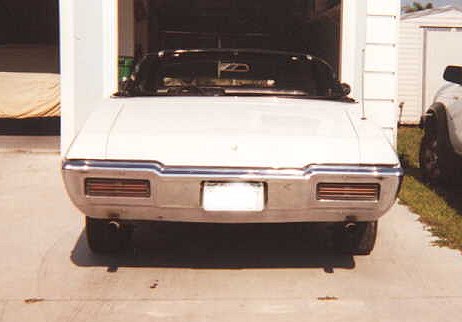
xmin=62 ymin=160 xmax=403 ymax=223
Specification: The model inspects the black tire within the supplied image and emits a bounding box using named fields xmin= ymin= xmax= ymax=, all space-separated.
xmin=419 ymin=126 xmax=441 ymax=183
xmin=85 ymin=217 xmax=132 ymax=253
xmin=419 ymin=111 xmax=459 ymax=185
xmin=334 ymin=221 xmax=378 ymax=256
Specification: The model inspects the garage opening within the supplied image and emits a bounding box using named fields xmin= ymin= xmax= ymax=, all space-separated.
xmin=0 ymin=0 xmax=60 ymax=135
xmin=118 ymin=0 xmax=342 ymax=86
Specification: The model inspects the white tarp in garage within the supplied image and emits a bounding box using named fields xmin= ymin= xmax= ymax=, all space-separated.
xmin=0 ymin=0 xmax=60 ymax=119
xmin=0 ymin=45 xmax=60 ymax=118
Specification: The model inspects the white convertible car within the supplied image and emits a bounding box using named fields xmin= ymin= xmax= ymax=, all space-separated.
xmin=62 ymin=49 xmax=403 ymax=255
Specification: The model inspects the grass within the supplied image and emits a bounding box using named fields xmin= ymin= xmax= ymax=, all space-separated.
xmin=398 ymin=126 xmax=462 ymax=250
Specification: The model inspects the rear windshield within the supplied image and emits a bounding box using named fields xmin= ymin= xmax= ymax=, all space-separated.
xmin=131 ymin=53 xmax=343 ymax=99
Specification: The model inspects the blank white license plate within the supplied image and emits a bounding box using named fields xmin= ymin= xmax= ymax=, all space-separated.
xmin=202 ymin=182 xmax=265 ymax=212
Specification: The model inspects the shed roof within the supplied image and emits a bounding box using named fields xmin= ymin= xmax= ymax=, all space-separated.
xmin=401 ymin=5 xmax=462 ymax=21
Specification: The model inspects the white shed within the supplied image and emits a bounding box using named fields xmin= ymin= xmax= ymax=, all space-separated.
xmin=398 ymin=6 xmax=462 ymax=124
xmin=60 ymin=0 xmax=400 ymax=152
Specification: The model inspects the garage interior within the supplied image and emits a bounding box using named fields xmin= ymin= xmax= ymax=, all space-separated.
xmin=0 ymin=0 xmax=60 ymax=135
xmin=120 ymin=0 xmax=342 ymax=81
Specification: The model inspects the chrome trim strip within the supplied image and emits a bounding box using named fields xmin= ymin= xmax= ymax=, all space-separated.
xmin=63 ymin=160 xmax=403 ymax=179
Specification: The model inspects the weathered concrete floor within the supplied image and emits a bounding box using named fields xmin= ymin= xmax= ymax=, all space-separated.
xmin=0 ymin=136 xmax=59 ymax=153
xmin=1 ymin=152 xmax=461 ymax=322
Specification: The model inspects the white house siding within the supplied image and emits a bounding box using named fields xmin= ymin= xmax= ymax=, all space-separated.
xmin=365 ymin=0 xmax=400 ymax=143
xmin=398 ymin=8 xmax=462 ymax=124
xmin=398 ymin=21 xmax=424 ymax=124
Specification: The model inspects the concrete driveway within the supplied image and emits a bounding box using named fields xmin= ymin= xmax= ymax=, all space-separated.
xmin=1 ymin=151 xmax=462 ymax=322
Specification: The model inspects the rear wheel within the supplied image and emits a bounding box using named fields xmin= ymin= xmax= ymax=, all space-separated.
xmin=334 ymin=221 xmax=378 ymax=255
xmin=85 ymin=217 xmax=132 ymax=253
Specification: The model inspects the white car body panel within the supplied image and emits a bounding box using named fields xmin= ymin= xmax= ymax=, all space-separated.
xmin=66 ymin=100 xmax=123 ymax=159
xmin=66 ymin=97 xmax=399 ymax=168
xmin=63 ymin=96 xmax=402 ymax=224
xmin=434 ymin=82 xmax=462 ymax=155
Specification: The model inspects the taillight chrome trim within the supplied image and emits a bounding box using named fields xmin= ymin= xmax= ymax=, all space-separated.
xmin=316 ymin=183 xmax=380 ymax=202
xmin=85 ymin=178 xmax=150 ymax=198
xmin=62 ymin=160 xmax=403 ymax=222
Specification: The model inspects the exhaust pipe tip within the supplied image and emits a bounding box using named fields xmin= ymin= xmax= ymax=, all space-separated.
xmin=108 ymin=221 xmax=121 ymax=232
xmin=344 ymin=222 xmax=357 ymax=233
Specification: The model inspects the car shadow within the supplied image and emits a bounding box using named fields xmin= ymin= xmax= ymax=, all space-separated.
xmin=400 ymin=155 xmax=462 ymax=214
xmin=71 ymin=222 xmax=355 ymax=273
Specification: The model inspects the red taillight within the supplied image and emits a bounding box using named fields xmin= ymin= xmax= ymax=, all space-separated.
xmin=85 ymin=178 xmax=150 ymax=198
xmin=317 ymin=183 xmax=380 ymax=201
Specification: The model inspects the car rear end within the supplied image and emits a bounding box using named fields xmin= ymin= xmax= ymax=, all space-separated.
xmin=63 ymin=160 xmax=402 ymax=224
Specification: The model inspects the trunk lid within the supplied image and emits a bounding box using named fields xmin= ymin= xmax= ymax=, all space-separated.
xmin=105 ymin=97 xmax=359 ymax=168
